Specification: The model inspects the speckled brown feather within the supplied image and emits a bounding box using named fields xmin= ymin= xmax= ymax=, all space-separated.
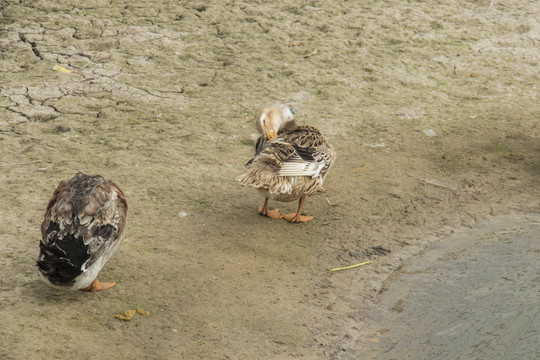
xmin=40 ymin=173 xmax=127 ymax=272
xmin=237 ymin=124 xmax=336 ymax=199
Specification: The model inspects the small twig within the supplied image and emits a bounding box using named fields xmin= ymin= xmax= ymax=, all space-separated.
xmin=419 ymin=178 xmax=456 ymax=191
xmin=324 ymin=195 xmax=337 ymax=206
xmin=329 ymin=260 xmax=372 ymax=272
xmin=0 ymin=160 xmax=42 ymax=167
xmin=300 ymin=49 xmax=318 ymax=59
xmin=488 ymin=0 xmax=495 ymax=11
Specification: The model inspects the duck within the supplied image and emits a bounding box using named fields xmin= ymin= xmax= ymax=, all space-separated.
xmin=236 ymin=104 xmax=336 ymax=223
xmin=36 ymin=173 xmax=128 ymax=292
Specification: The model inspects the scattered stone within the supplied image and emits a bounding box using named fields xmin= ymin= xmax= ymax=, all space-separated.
xmin=422 ymin=129 xmax=437 ymax=137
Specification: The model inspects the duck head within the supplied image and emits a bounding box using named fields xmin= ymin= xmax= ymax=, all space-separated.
xmin=256 ymin=104 xmax=295 ymax=140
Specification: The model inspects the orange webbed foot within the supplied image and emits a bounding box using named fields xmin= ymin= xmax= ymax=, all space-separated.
xmin=81 ymin=279 xmax=116 ymax=292
xmin=258 ymin=206 xmax=282 ymax=219
xmin=283 ymin=213 xmax=313 ymax=223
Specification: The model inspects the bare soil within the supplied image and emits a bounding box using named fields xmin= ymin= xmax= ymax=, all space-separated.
xmin=1 ymin=1 xmax=538 ymax=359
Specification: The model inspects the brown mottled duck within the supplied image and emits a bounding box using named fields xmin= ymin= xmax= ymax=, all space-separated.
xmin=237 ymin=104 xmax=336 ymax=223
xmin=37 ymin=173 xmax=127 ymax=291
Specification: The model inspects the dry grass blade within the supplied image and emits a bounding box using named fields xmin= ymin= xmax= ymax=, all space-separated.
xmin=329 ymin=261 xmax=372 ymax=272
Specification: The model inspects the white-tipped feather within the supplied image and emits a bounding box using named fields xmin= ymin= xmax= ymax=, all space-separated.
xmin=79 ymin=214 xmax=93 ymax=225
xmin=278 ymin=161 xmax=324 ymax=178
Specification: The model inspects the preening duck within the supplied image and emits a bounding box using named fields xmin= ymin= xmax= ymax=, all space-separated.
xmin=37 ymin=173 xmax=128 ymax=291
xmin=236 ymin=104 xmax=336 ymax=223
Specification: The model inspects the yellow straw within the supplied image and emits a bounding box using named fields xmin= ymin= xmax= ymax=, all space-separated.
xmin=329 ymin=260 xmax=372 ymax=272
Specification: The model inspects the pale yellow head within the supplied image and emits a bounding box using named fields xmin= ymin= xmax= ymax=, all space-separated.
xmin=256 ymin=104 xmax=295 ymax=140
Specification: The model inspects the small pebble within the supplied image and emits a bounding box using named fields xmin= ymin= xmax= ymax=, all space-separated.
xmin=177 ymin=211 xmax=189 ymax=218
xmin=423 ymin=129 xmax=437 ymax=137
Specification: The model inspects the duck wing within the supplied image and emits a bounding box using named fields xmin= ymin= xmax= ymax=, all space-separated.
xmin=276 ymin=125 xmax=335 ymax=179
xmin=237 ymin=125 xmax=335 ymax=194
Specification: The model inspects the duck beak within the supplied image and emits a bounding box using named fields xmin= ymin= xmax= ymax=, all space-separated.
xmin=265 ymin=130 xmax=277 ymax=139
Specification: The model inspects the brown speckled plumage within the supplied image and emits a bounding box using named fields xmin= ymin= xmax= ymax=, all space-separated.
xmin=236 ymin=104 xmax=335 ymax=222
xmin=237 ymin=125 xmax=335 ymax=198
xmin=37 ymin=173 xmax=127 ymax=289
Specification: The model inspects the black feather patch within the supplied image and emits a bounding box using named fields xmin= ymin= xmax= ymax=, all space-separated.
xmin=292 ymin=145 xmax=316 ymax=161
xmin=247 ymin=136 xmax=268 ymax=166
xmin=37 ymin=221 xmax=90 ymax=286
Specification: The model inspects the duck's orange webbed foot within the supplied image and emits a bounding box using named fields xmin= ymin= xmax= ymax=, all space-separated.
xmin=258 ymin=198 xmax=282 ymax=219
xmin=283 ymin=197 xmax=312 ymax=223
xmin=81 ymin=278 xmax=116 ymax=292
xmin=258 ymin=206 xmax=282 ymax=219
xmin=283 ymin=213 xmax=313 ymax=223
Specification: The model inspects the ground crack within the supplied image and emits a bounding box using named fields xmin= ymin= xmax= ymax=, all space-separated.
xmin=18 ymin=33 xmax=43 ymax=60
xmin=5 ymin=107 xmax=30 ymax=121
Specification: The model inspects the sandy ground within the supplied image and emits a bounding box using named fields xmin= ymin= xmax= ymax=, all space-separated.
xmin=0 ymin=0 xmax=538 ymax=359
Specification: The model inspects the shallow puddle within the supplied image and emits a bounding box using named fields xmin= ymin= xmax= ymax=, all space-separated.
xmin=345 ymin=214 xmax=540 ymax=360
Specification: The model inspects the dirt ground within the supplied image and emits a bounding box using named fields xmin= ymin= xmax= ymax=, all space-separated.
xmin=0 ymin=1 xmax=538 ymax=359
